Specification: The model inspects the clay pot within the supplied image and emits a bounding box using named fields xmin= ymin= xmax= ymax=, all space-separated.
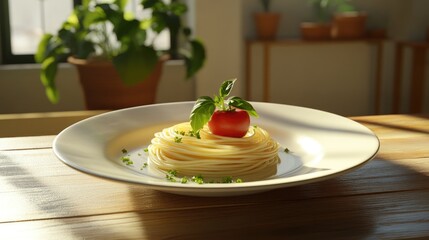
xmin=68 ymin=56 xmax=167 ymax=110
xmin=331 ymin=12 xmax=367 ymax=39
xmin=254 ymin=12 xmax=281 ymax=40
xmin=300 ymin=22 xmax=332 ymax=40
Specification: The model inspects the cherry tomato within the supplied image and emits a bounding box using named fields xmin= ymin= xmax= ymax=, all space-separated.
xmin=208 ymin=109 xmax=250 ymax=138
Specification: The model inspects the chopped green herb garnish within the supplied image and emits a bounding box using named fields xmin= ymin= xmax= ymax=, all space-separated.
xmin=163 ymin=171 xmax=243 ymax=184
xmin=168 ymin=169 xmax=178 ymax=176
xmin=174 ymin=130 xmax=186 ymax=136
xmin=191 ymin=175 xmax=205 ymax=184
xmin=140 ymin=162 xmax=148 ymax=170
xmin=121 ymin=156 xmax=133 ymax=165
xmin=121 ymin=148 xmax=128 ymax=154
xmin=284 ymin=148 xmax=290 ymax=153
xmin=189 ymin=130 xmax=201 ymax=139
xmin=174 ymin=136 xmax=182 ymax=143
xmin=222 ymin=176 xmax=233 ymax=183
xmin=187 ymin=130 xmax=201 ymax=139
xmin=166 ymin=174 xmax=176 ymax=182
xmin=143 ymin=148 xmax=148 ymax=152
xmin=166 ymin=169 xmax=178 ymax=182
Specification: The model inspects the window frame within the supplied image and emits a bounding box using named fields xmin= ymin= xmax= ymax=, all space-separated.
xmin=0 ymin=0 xmax=35 ymax=64
xmin=0 ymin=0 xmax=80 ymax=64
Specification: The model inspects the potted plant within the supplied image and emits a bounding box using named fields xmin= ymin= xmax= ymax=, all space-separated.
xmin=253 ymin=0 xmax=281 ymax=40
xmin=330 ymin=0 xmax=367 ymax=39
xmin=300 ymin=0 xmax=333 ymax=40
xmin=35 ymin=0 xmax=205 ymax=110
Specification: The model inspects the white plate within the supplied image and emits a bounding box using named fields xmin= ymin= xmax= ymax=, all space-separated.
xmin=53 ymin=102 xmax=379 ymax=197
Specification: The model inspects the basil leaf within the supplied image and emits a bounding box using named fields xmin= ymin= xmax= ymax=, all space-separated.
xmin=219 ymin=79 xmax=236 ymax=98
xmin=190 ymin=96 xmax=216 ymax=133
xmin=228 ymin=96 xmax=259 ymax=117
xmin=35 ymin=34 xmax=53 ymax=63
xmin=40 ymin=56 xmax=59 ymax=104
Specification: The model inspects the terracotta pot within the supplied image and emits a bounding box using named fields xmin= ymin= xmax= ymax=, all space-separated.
xmin=68 ymin=56 xmax=167 ymax=110
xmin=300 ymin=22 xmax=332 ymax=40
xmin=332 ymin=12 xmax=367 ymax=39
xmin=254 ymin=12 xmax=281 ymax=40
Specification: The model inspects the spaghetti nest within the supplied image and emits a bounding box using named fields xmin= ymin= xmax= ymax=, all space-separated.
xmin=148 ymin=122 xmax=280 ymax=182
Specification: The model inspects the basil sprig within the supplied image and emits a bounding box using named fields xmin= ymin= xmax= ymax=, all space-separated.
xmin=189 ymin=79 xmax=258 ymax=134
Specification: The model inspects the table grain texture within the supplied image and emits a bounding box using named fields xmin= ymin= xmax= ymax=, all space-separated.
xmin=1 ymin=114 xmax=429 ymax=239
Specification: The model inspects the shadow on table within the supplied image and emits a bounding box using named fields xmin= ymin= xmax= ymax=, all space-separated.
xmin=129 ymin=180 xmax=372 ymax=239
xmin=128 ymin=155 xmax=429 ymax=239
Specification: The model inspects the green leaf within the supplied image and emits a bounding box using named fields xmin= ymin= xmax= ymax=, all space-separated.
xmin=115 ymin=19 xmax=141 ymax=42
xmin=40 ymin=56 xmax=59 ymax=104
xmin=66 ymin=10 xmax=80 ymax=28
xmin=35 ymin=34 xmax=54 ymax=63
xmin=76 ymin=40 xmax=95 ymax=59
xmin=98 ymin=3 xmax=123 ymax=27
xmin=112 ymin=45 xmax=158 ymax=85
xmin=142 ymin=0 xmax=160 ymax=9
xmin=82 ymin=0 xmax=91 ymax=8
xmin=150 ymin=12 xmax=168 ymax=33
xmin=219 ymin=79 xmax=236 ymax=98
xmin=83 ymin=6 xmax=106 ymax=28
xmin=228 ymin=96 xmax=259 ymax=117
xmin=184 ymin=39 xmax=206 ymax=78
xmin=140 ymin=18 xmax=152 ymax=30
xmin=114 ymin=0 xmax=128 ymax=10
xmin=58 ymin=28 xmax=77 ymax=51
xmin=190 ymin=96 xmax=216 ymax=133
xmin=133 ymin=28 xmax=147 ymax=46
xmin=170 ymin=2 xmax=187 ymax=16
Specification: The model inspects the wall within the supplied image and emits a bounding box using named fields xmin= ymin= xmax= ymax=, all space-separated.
xmin=194 ymin=0 xmax=245 ymax=97
xmin=0 ymin=61 xmax=194 ymax=114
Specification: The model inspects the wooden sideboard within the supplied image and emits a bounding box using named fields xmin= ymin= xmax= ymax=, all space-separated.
xmin=245 ymin=38 xmax=385 ymax=114
xmin=393 ymin=41 xmax=429 ymax=113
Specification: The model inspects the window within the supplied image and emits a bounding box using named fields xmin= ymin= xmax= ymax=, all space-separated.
xmin=0 ymin=0 xmax=74 ymax=64
xmin=0 ymin=0 xmax=169 ymax=64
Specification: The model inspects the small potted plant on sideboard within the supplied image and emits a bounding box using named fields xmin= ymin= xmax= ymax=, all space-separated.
xmin=253 ymin=0 xmax=281 ymax=40
xmin=300 ymin=0 xmax=333 ymax=40
xmin=330 ymin=0 xmax=367 ymax=39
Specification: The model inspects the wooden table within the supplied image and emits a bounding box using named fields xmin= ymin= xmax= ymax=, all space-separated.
xmin=1 ymin=114 xmax=429 ymax=239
